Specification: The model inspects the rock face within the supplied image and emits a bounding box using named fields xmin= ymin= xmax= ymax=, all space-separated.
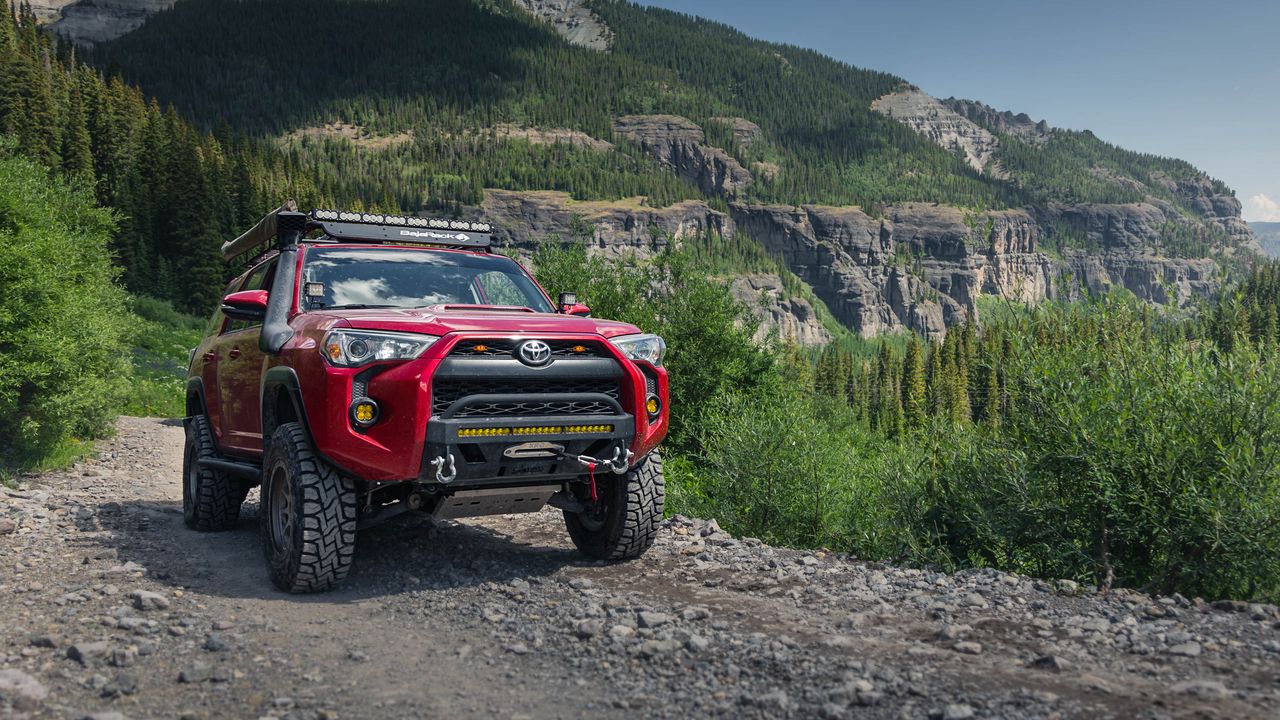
xmin=943 ymin=97 xmax=1052 ymax=145
xmin=480 ymin=189 xmax=1230 ymax=340
xmin=44 ymin=0 xmax=175 ymax=45
xmin=511 ymin=0 xmax=613 ymax=51
xmin=730 ymin=274 xmax=832 ymax=346
xmin=709 ymin=116 xmax=764 ymax=149
xmin=481 ymin=189 xmax=729 ymax=259
xmin=613 ymin=115 xmax=754 ymax=198
xmin=872 ymin=87 xmax=1000 ymax=174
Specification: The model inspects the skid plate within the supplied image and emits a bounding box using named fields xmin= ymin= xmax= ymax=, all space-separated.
xmin=432 ymin=486 xmax=558 ymax=520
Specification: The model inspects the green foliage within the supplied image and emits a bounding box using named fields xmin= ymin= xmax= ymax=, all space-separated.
xmin=916 ymin=299 xmax=1280 ymax=600
xmin=123 ymin=296 xmax=204 ymax=418
xmin=0 ymin=142 xmax=131 ymax=466
xmin=567 ymin=244 xmax=1280 ymax=602
xmin=529 ymin=242 xmax=777 ymax=454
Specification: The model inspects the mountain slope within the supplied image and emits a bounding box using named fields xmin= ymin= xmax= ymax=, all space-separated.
xmin=1251 ymin=222 xmax=1280 ymax=257
xmin=87 ymin=0 xmax=1258 ymax=338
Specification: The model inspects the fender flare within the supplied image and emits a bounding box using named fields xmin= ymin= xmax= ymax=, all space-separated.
xmin=185 ymin=377 xmax=209 ymax=420
xmin=261 ymin=366 xmax=313 ymax=446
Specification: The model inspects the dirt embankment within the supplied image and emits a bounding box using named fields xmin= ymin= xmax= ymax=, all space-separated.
xmin=2 ymin=417 xmax=1278 ymax=719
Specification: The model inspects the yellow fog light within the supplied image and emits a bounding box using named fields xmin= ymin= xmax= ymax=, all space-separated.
xmin=349 ymin=398 xmax=380 ymax=428
xmin=645 ymin=394 xmax=661 ymax=416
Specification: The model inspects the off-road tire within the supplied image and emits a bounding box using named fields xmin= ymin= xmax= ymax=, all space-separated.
xmin=259 ymin=422 xmax=357 ymax=593
xmin=564 ymin=451 xmax=664 ymax=560
xmin=183 ymin=415 xmax=249 ymax=531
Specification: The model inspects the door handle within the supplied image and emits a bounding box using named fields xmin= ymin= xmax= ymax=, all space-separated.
xmin=203 ymin=352 xmax=217 ymax=362
xmin=228 ymin=348 xmax=242 ymax=359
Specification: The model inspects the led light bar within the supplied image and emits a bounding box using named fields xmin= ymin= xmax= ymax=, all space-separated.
xmin=456 ymin=424 xmax=614 ymax=438
xmin=310 ymin=209 xmax=491 ymax=234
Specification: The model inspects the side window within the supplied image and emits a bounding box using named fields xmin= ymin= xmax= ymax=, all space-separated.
xmin=474 ymin=271 xmax=528 ymax=307
xmin=223 ymin=259 xmax=277 ymax=334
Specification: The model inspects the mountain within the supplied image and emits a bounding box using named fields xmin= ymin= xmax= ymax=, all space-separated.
xmin=83 ymin=0 xmax=1258 ymax=340
xmin=29 ymin=0 xmax=173 ymax=44
xmin=1250 ymin=222 xmax=1280 ymax=258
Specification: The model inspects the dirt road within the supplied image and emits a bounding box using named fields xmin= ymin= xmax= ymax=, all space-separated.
xmin=2 ymin=417 xmax=1279 ymax=719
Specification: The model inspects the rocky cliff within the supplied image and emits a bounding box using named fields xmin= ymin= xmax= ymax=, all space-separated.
xmin=33 ymin=0 xmax=173 ymax=44
xmin=511 ymin=0 xmax=612 ymax=51
xmin=613 ymin=115 xmax=754 ymax=198
xmin=478 ymin=185 xmax=1231 ymax=342
xmin=872 ymin=87 xmax=1001 ymax=175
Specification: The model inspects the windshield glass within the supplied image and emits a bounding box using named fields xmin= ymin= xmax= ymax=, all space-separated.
xmin=300 ymin=246 xmax=554 ymax=312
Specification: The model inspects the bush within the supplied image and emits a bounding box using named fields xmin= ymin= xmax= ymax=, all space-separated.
xmin=916 ymin=301 xmax=1280 ymax=601
xmin=123 ymin=296 xmax=205 ymax=418
xmin=530 ymin=243 xmax=779 ymax=454
xmin=0 ymin=146 xmax=132 ymax=465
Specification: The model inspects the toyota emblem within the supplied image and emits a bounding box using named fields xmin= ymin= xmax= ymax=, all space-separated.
xmin=517 ymin=340 xmax=553 ymax=367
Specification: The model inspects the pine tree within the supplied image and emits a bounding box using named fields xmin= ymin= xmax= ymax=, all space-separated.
xmin=902 ymin=333 xmax=926 ymax=428
xmin=925 ymin=340 xmax=944 ymax=417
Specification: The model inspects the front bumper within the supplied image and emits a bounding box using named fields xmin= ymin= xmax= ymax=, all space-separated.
xmin=422 ymin=411 xmax=635 ymax=486
xmin=290 ymin=332 xmax=668 ymax=483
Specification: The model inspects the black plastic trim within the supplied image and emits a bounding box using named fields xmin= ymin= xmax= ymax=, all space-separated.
xmin=259 ymin=225 xmax=300 ymax=354
xmin=196 ymin=458 xmax=261 ymax=480
xmin=185 ymin=377 xmax=208 ymax=419
xmin=439 ymin=392 xmax=624 ymax=419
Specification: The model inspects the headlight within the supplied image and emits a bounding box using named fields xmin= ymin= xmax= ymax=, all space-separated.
xmin=321 ymin=330 xmax=438 ymax=367
xmin=609 ymin=333 xmax=666 ymax=367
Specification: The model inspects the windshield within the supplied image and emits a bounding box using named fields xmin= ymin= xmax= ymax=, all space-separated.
xmin=300 ymin=246 xmax=554 ymax=313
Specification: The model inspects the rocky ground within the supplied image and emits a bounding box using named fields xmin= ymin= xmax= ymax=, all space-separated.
xmin=3 ymin=417 xmax=1279 ymax=719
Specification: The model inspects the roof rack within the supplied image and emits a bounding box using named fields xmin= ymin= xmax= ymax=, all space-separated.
xmin=221 ymin=203 xmax=494 ymax=262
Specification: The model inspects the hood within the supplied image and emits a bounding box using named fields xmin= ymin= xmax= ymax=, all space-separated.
xmin=317 ymin=307 xmax=643 ymax=338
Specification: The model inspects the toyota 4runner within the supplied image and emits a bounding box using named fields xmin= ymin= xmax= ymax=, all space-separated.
xmin=183 ymin=205 xmax=669 ymax=592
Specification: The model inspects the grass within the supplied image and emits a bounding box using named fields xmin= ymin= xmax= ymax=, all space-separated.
xmin=123 ymin=295 xmax=205 ymax=418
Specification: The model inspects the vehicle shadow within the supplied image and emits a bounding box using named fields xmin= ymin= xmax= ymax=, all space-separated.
xmin=77 ymin=494 xmax=590 ymax=603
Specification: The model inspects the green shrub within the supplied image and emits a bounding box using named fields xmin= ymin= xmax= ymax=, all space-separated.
xmin=530 ymin=243 xmax=779 ymax=454
xmin=0 ymin=144 xmax=132 ymax=465
xmin=122 ymin=296 xmax=204 ymax=418
xmin=917 ymin=301 xmax=1280 ymax=601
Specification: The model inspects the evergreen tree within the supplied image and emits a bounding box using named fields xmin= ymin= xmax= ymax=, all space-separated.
xmin=902 ymin=333 xmax=927 ymax=428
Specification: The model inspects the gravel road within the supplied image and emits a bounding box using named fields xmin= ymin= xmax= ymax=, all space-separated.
xmin=2 ymin=417 xmax=1279 ymax=719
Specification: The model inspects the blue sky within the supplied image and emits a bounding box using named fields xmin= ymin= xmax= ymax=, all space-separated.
xmin=641 ymin=0 xmax=1280 ymax=222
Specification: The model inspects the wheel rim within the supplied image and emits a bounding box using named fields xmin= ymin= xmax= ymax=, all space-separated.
xmin=268 ymin=464 xmax=293 ymax=555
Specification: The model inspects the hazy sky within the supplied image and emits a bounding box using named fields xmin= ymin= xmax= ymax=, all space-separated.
xmin=642 ymin=0 xmax=1280 ymax=222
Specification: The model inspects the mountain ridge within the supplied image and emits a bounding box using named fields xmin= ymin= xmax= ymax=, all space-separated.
xmin=79 ymin=0 xmax=1258 ymax=339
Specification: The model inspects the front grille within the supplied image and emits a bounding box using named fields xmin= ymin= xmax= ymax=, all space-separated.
xmin=432 ymin=378 xmax=621 ymax=415
xmin=450 ymin=339 xmax=607 ymax=358
xmin=452 ymin=398 xmax=617 ymax=418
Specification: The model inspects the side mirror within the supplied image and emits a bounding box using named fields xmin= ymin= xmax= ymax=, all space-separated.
xmin=222 ymin=289 xmax=269 ymax=322
xmin=557 ymin=292 xmax=590 ymax=317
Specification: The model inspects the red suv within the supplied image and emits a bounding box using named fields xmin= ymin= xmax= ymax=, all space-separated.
xmin=184 ymin=206 xmax=668 ymax=592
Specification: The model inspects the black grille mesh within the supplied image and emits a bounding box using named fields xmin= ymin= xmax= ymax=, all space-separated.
xmin=452 ymin=398 xmax=617 ymax=418
xmin=432 ymin=378 xmax=620 ymax=415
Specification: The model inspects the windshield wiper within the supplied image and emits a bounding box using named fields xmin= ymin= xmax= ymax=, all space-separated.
xmin=320 ymin=304 xmax=401 ymax=310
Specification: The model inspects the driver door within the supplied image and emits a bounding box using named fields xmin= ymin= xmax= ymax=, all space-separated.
xmin=216 ymin=258 xmax=277 ymax=458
